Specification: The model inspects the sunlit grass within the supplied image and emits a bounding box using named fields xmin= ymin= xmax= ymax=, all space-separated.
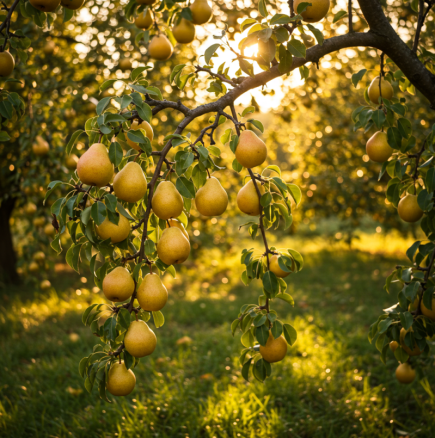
xmin=1 ymin=233 xmax=435 ymax=437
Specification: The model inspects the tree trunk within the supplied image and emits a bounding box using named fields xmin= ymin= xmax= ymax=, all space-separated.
xmin=0 ymin=197 xmax=20 ymax=285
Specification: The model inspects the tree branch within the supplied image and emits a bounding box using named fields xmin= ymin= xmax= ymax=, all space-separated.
xmin=412 ymin=0 xmax=433 ymax=52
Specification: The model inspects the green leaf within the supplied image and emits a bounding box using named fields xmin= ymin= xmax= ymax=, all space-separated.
xmin=258 ymin=0 xmax=267 ymax=17
xmin=270 ymin=14 xmax=291 ymax=25
xmin=276 ymin=293 xmax=294 ymax=306
xmin=287 ymin=184 xmax=302 ymax=205
xmin=283 ymin=323 xmax=297 ymax=346
xmin=204 ymin=44 xmax=220 ymax=64
xmin=333 ymin=10 xmax=348 ymax=23
xmin=271 ymin=320 xmax=283 ymax=339
xmin=117 ymin=308 xmax=131 ymax=330
xmin=66 ymin=130 xmax=85 ymax=155
xmin=241 ymin=358 xmax=252 ymax=381
xmin=91 ymin=202 xmax=107 ymax=226
xmin=175 ymin=177 xmax=195 ymax=199
xmin=152 ymin=311 xmax=165 ymax=328
xmin=96 ymin=97 xmax=112 ymax=115
xmin=255 ymin=324 xmax=269 ymax=346
xmin=263 ymin=271 xmax=278 ymax=295
xmin=82 ymin=304 xmax=98 ymax=325
xmin=351 ymin=69 xmax=367 ymax=88
xmin=247 ymin=119 xmax=264 ymax=133
xmin=287 ymin=39 xmax=306 ymax=59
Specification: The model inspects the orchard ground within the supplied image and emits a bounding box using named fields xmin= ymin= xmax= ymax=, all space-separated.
xmin=1 ymin=232 xmax=435 ymax=437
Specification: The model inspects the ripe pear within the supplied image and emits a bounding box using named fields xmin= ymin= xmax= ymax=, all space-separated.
xmin=102 ymin=266 xmax=135 ymax=302
xmin=77 ymin=143 xmax=114 ymax=187
xmin=119 ymin=58 xmax=133 ymax=71
xmin=368 ymin=76 xmax=394 ymax=104
xmin=269 ymin=254 xmax=294 ymax=278
xmin=166 ymin=219 xmax=188 ymax=239
xmin=60 ymin=0 xmax=84 ymax=9
xmin=172 ymin=18 xmax=196 ymax=44
xmin=29 ymin=261 xmax=39 ymax=272
xmin=235 ymin=130 xmax=267 ymax=168
xmin=135 ymin=9 xmax=153 ymax=30
xmin=236 ymin=180 xmax=265 ymax=216
xmin=44 ymin=223 xmax=55 ymax=236
xmin=0 ymin=52 xmax=15 ymax=77
xmin=366 ymin=131 xmax=393 ymax=163
xmin=152 ymin=181 xmax=184 ymax=220
xmin=421 ymin=296 xmax=435 ymax=320
xmin=124 ymin=320 xmax=157 ymax=358
xmin=25 ymin=202 xmax=37 ymax=215
xmin=96 ymin=213 xmax=131 ymax=243
xmin=29 ymin=0 xmax=60 ymax=12
xmin=32 ymin=136 xmax=49 ymax=156
xmin=137 ymin=273 xmax=168 ymax=311
xmin=195 ymin=177 xmax=228 ymax=216
xmin=395 ymin=363 xmax=415 ymax=384
xmin=190 ymin=0 xmax=213 ymax=24
xmin=106 ymin=361 xmax=136 ymax=396
xmin=157 ymin=227 xmax=190 ymax=265
xmin=148 ymin=35 xmax=174 ymax=61
xmin=40 ymin=280 xmax=51 ymax=290
xmin=294 ymin=0 xmax=330 ymax=23
xmin=65 ymin=154 xmax=79 ymax=170
xmin=389 ymin=340 xmax=399 ymax=352
xmin=126 ymin=120 xmax=154 ymax=150
xmin=259 ymin=332 xmax=288 ymax=363
xmin=113 ymin=162 xmax=147 ymax=203
xmin=33 ymin=251 xmax=45 ymax=262
xmin=400 ymin=327 xmax=422 ymax=356
xmin=397 ymin=194 xmax=423 ymax=223
xmin=33 ymin=217 xmax=46 ymax=227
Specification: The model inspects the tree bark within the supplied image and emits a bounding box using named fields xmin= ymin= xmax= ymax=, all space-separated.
xmin=0 ymin=196 xmax=20 ymax=285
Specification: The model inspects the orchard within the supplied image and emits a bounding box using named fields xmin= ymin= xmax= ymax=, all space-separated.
xmin=1 ymin=0 xmax=435 ymax=436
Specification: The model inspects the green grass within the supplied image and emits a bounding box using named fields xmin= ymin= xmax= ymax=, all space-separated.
xmin=1 ymin=235 xmax=435 ymax=437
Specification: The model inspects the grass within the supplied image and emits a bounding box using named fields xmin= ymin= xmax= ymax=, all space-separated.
xmin=1 ymin=233 xmax=435 ymax=437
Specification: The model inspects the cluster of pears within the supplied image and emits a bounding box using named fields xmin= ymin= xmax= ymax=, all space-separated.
xmin=293 ymin=0 xmax=330 ymax=23
xmin=364 ymin=78 xmax=424 ymax=224
xmin=28 ymin=251 xmax=46 ymax=273
xmin=136 ymin=0 xmax=213 ymax=61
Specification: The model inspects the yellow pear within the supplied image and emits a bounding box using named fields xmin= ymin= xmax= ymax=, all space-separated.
xmin=96 ymin=213 xmax=131 ymax=243
xmin=137 ymin=273 xmax=168 ymax=311
xmin=102 ymin=267 xmax=135 ymax=302
xmin=148 ymin=35 xmax=174 ymax=61
xmin=28 ymin=261 xmax=39 ymax=272
xmin=135 ymin=9 xmax=153 ymax=30
xmin=124 ymin=320 xmax=157 ymax=358
xmin=0 ymin=52 xmax=14 ymax=77
xmin=190 ymin=0 xmax=213 ymax=24
xmin=77 ymin=143 xmax=114 ymax=187
xmin=395 ymin=363 xmax=415 ymax=384
xmin=259 ymin=332 xmax=288 ymax=363
xmin=166 ymin=219 xmax=188 ymax=239
xmin=40 ymin=280 xmax=51 ymax=290
xmin=157 ymin=227 xmax=190 ymax=265
xmin=65 ymin=154 xmax=79 ymax=169
xmin=32 ymin=136 xmax=49 ymax=156
xmin=294 ymin=0 xmax=330 ymax=23
xmin=152 ymin=181 xmax=184 ymax=220
xmin=33 ymin=217 xmax=46 ymax=227
xmin=400 ymin=327 xmax=422 ymax=356
xmin=397 ymin=194 xmax=423 ymax=223
xmin=44 ymin=223 xmax=55 ymax=236
xmin=366 ymin=131 xmax=393 ymax=163
xmin=235 ymin=130 xmax=267 ymax=168
xmin=389 ymin=340 xmax=399 ymax=352
xmin=195 ymin=177 xmax=228 ymax=216
xmin=106 ymin=361 xmax=136 ymax=396
xmin=113 ymin=162 xmax=147 ymax=203
xmin=33 ymin=251 xmax=45 ymax=262
xmin=119 ymin=58 xmax=133 ymax=71
xmin=368 ymin=76 xmax=394 ymax=104
xmin=421 ymin=296 xmax=435 ymax=320
xmin=25 ymin=202 xmax=37 ymax=215
xmin=172 ymin=18 xmax=196 ymax=44
xmin=269 ymin=254 xmax=294 ymax=278
xmin=236 ymin=180 xmax=265 ymax=216
xmin=126 ymin=120 xmax=154 ymax=150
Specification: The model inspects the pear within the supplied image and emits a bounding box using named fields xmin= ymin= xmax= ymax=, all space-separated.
xmin=148 ymin=35 xmax=174 ymax=61
xmin=0 ymin=52 xmax=14 ymax=77
xmin=235 ymin=130 xmax=267 ymax=168
xmin=106 ymin=361 xmax=136 ymax=396
xmin=195 ymin=177 xmax=228 ymax=216
xmin=135 ymin=9 xmax=153 ymax=30
xmin=124 ymin=320 xmax=157 ymax=358
xmin=65 ymin=154 xmax=79 ymax=169
xmin=60 ymin=0 xmax=84 ymax=10
xmin=102 ymin=266 xmax=135 ymax=302
xmin=190 ymin=0 xmax=213 ymax=24
xmin=40 ymin=280 xmax=51 ymax=290
xmin=33 ymin=217 xmax=46 ymax=227
xmin=421 ymin=296 xmax=435 ymax=320
xmin=33 ymin=251 xmax=45 ymax=262
xmin=389 ymin=340 xmax=399 ymax=352
xmin=400 ymin=327 xmax=422 ymax=356
xmin=236 ymin=180 xmax=265 ymax=216
xmin=157 ymin=227 xmax=190 ymax=265
xmin=25 ymin=202 xmax=37 ymax=215
xmin=119 ymin=58 xmax=133 ymax=71
xmin=269 ymin=254 xmax=294 ymax=278
xmin=368 ymin=76 xmax=394 ymax=104
xmin=32 ymin=136 xmax=49 ymax=156
xmin=44 ymin=223 xmax=55 ymax=236
xmin=366 ymin=131 xmax=393 ymax=163
xmin=28 ymin=262 xmax=39 ymax=272
xmin=397 ymin=194 xmax=423 ymax=223
xmin=152 ymin=181 xmax=184 ymax=220
xmin=29 ymin=0 xmax=60 ymax=12
xmin=166 ymin=219 xmax=188 ymax=239
xmin=293 ymin=0 xmax=330 ymax=23
xmin=96 ymin=213 xmax=131 ymax=243
xmin=77 ymin=143 xmax=114 ymax=187
xmin=395 ymin=363 xmax=415 ymax=384
xmin=172 ymin=18 xmax=196 ymax=44
xmin=113 ymin=162 xmax=147 ymax=203
xmin=43 ymin=41 xmax=56 ymax=55
xmin=259 ymin=332 xmax=288 ymax=363
xmin=137 ymin=273 xmax=168 ymax=311
xmin=126 ymin=120 xmax=154 ymax=150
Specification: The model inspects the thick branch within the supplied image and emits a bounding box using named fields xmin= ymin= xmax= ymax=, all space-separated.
xmin=0 ymin=0 xmax=19 ymax=35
